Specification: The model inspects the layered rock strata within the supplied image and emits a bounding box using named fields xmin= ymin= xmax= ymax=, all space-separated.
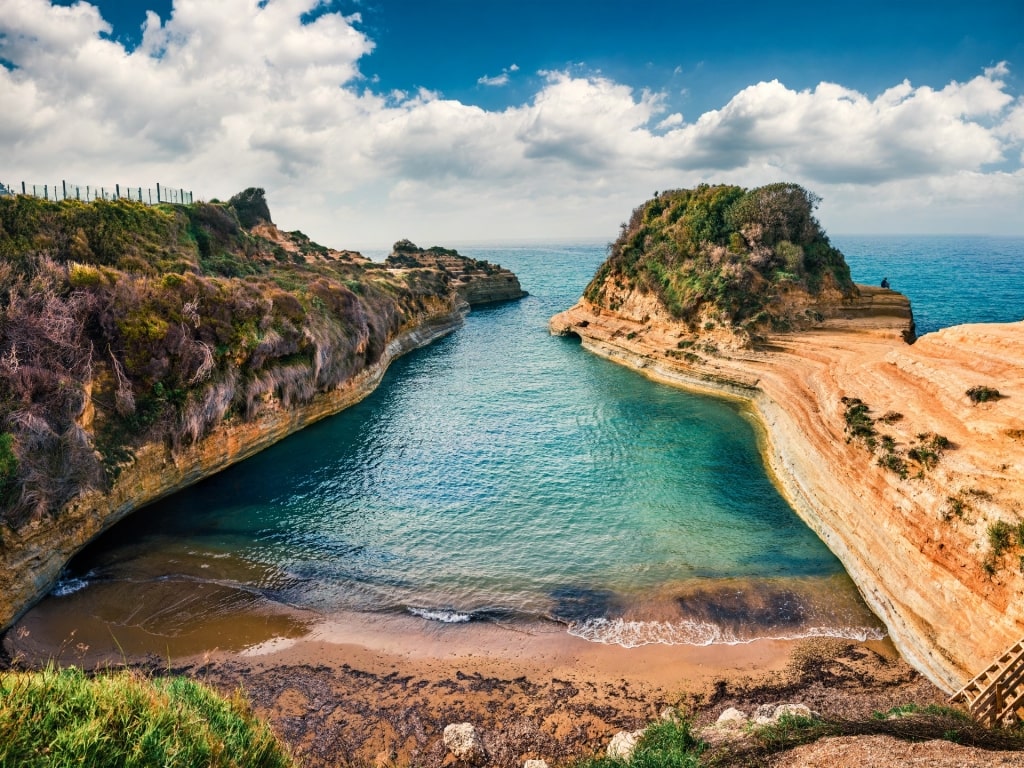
xmin=0 ymin=299 xmax=475 ymax=633
xmin=551 ymin=288 xmax=1024 ymax=692
xmin=385 ymin=243 xmax=526 ymax=305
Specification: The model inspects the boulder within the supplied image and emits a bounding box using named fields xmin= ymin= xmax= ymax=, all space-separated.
xmin=523 ymin=761 xmax=549 ymax=768
xmin=715 ymin=707 xmax=748 ymax=727
xmin=443 ymin=722 xmax=486 ymax=765
xmin=606 ymin=729 xmax=645 ymax=761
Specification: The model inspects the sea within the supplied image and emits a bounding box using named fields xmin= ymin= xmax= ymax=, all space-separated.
xmin=17 ymin=235 xmax=1024 ymax=660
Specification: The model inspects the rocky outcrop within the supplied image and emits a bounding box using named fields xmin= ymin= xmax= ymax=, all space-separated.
xmin=385 ymin=242 xmax=526 ymax=305
xmin=551 ymin=289 xmax=1024 ymax=693
xmin=0 ymin=302 xmax=468 ymax=634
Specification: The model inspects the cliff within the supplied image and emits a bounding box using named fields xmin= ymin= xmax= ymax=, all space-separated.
xmin=551 ymin=185 xmax=1024 ymax=692
xmin=385 ymin=240 xmax=527 ymax=305
xmin=0 ymin=191 xmax=522 ymax=632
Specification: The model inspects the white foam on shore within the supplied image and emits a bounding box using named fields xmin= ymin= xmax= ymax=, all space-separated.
xmin=408 ymin=607 xmax=473 ymax=624
xmin=51 ymin=576 xmax=90 ymax=597
xmin=567 ymin=617 xmax=886 ymax=648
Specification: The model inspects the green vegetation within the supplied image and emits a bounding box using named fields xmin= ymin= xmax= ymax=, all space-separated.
xmin=841 ymin=397 xmax=876 ymax=447
xmin=966 ymin=385 xmax=1002 ymax=404
xmin=585 ymin=183 xmax=855 ymax=329
xmin=841 ymin=398 xmax=953 ymax=480
xmin=0 ymin=193 xmax=451 ymax=527
xmin=572 ymin=704 xmax=1023 ymax=768
xmin=578 ymin=719 xmax=706 ymax=768
xmin=0 ymin=665 xmax=293 ymax=768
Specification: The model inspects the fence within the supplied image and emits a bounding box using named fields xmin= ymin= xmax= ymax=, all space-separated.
xmin=0 ymin=180 xmax=194 ymax=206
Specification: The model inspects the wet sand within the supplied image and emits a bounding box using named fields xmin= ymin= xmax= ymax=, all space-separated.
xmin=3 ymin=580 xmax=946 ymax=767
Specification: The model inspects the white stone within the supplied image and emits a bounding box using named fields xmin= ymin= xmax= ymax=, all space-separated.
xmin=606 ymin=729 xmax=645 ymax=761
xmin=443 ymin=722 xmax=486 ymax=764
xmin=523 ymin=760 xmax=549 ymax=768
xmin=753 ymin=702 xmax=778 ymax=724
xmin=715 ymin=707 xmax=748 ymax=727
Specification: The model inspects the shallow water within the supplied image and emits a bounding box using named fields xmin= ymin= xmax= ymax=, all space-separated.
xmin=19 ymin=236 xmax=1023 ymax=661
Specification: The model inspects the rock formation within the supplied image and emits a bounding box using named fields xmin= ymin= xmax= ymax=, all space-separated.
xmin=551 ymin=291 xmax=1024 ymax=692
xmin=386 ymin=240 xmax=527 ymax=305
xmin=0 ymin=194 xmax=524 ymax=633
xmin=549 ymin=183 xmax=1024 ymax=692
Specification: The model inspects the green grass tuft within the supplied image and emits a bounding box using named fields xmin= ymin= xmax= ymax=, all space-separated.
xmin=0 ymin=664 xmax=294 ymax=768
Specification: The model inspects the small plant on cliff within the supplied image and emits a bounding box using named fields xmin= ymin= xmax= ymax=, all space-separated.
xmin=966 ymin=385 xmax=1001 ymax=404
xmin=877 ymin=450 xmax=908 ymax=480
xmin=988 ymin=520 xmax=1014 ymax=557
xmin=841 ymin=398 xmax=876 ymax=444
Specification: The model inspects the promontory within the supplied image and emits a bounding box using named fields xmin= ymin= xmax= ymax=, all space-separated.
xmin=550 ymin=183 xmax=1024 ymax=693
xmin=0 ymin=188 xmax=524 ymax=632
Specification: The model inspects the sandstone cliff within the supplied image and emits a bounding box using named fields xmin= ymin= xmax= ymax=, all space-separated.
xmin=0 ymin=192 xmax=524 ymax=633
xmin=550 ymin=183 xmax=1024 ymax=691
xmin=551 ymin=289 xmax=1024 ymax=692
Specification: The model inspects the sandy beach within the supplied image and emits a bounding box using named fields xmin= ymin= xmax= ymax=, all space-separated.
xmin=149 ymin=612 xmax=943 ymax=767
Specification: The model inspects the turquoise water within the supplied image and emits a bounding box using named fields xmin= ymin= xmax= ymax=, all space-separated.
xmin=835 ymin=235 xmax=1024 ymax=335
xmin=35 ymin=236 xmax=1024 ymax=654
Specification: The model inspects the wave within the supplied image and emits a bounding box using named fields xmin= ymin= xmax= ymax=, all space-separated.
xmin=407 ymin=607 xmax=473 ymax=624
xmin=567 ymin=617 xmax=886 ymax=648
xmin=51 ymin=575 xmax=91 ymax=597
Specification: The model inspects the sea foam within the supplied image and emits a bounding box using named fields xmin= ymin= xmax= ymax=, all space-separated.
xmin=567 ymin=617 xmax=885 ymax=648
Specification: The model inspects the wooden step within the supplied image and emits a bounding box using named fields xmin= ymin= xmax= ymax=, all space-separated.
xmin=951 ymin=639 xmax=1024 ymax=726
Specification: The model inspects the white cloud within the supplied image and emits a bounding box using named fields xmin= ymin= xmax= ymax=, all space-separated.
xmin=0 ymin=1 xmax=1021 ymax=246
xmin=477 ymin=72 xmax=509 ymax=87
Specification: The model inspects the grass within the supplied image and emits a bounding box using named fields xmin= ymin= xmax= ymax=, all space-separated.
xmin=577 ymin=719 xmax=706 ymax=768
xmin=0 ymin=664 xmax=294 ymax=768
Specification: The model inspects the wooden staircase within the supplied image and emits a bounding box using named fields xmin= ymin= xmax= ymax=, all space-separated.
xmin=950 ymin=639 xmax=1024 ymax=726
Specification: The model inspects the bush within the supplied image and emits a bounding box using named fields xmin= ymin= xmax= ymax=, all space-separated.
xmin=0 ymin=665 xmax=294 ymax=768
xmin=228 ymin=187 xmax=272 ymax=228
xmin=967 ymin=386 xmax=1001 ymax=404
xmin=0 ymin=433 xmax=17 ymax=504
xmin=989 ymin=520 xmax=1014 ymax=557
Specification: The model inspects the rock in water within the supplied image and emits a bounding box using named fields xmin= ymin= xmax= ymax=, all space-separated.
xmin=443 ymin=722 xmax=487 ymax=764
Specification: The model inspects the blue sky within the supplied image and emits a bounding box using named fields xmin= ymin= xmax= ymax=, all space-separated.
xmin=5 ymin=0 xmax=1024 ymax=246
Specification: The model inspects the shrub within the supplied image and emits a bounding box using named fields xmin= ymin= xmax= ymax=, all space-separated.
xmin=0 ymin=433 xmax=17 ymax=504
xmin=967 ymin=386 xmax=1001 ymax=404
xmin=878 ymin=452 xmax=908 ymax=479
xmin=989 ymin=520 xmax=1014 ymax=557
xmin=0 ymin=665 xmax=294 ymax=768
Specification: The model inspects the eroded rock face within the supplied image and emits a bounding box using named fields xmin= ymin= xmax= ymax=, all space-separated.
xmin=0 ymin=305 xmax=466 ymax=633
xmin=385 ymin=244 xmax=526 ymax=306
xmin=551 ymin=287 xmax=1024 ymax=692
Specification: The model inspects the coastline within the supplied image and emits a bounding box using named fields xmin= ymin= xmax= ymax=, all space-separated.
xmin=551 ymin=292 xmax=1024 ymax=692
xmin=0 ymin=301 xmax=469 ymax=635
xmin=172 ymin=613 xmax=937 ymax=768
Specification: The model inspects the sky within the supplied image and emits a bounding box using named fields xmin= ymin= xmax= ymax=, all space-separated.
xmin=1 ymin=1 xmax=1023 ymax=249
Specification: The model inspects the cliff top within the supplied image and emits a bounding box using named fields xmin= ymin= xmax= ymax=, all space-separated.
xmin=0 ymin=192 xmax=473 ymax=529
xmin=586 ymin=183 xmax=858 ymax=337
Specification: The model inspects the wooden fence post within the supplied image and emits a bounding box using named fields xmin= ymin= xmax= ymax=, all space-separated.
xmin=116 ymin=184 xmax=120 ymax=199
xmin=62 ymin=180 xmax=67 ymax=199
